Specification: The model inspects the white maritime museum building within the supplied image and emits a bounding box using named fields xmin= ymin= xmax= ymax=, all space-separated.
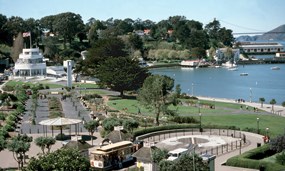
xmin=13 ymin=48 xmax=47 ymax=77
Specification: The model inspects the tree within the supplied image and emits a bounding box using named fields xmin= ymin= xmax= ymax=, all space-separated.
xmin=86 ymin=37 xmax=128 ymax=67
xmin=25 ymin=148 xmax=90 ymax=171
xmin=11 ymin=32 xmax=24 ymax=62
xmin=190 ymin=47 xmax=206 ymax=59
xmin=34 ymin=136 xmax=56 ymax=154
xmin=270 ymin=99 xmax=277 ymax=113
xmin=122 ymin=119 xmax=139 ymax=133
xmin=3 ymin=16 xmax=26 ymax=42
xmin=259 ymin=97 xmax=265 ymax=108
xmin=0 ymin=14 xmax=9 ymax=44
xmin=152 ymin=148 xmax=168 ymax=163
xmin=6 ymin=134 xmax=32 ymax=170
xmin=102 ymin=117 xmax=121 ymax=133
xmin=24 ymin=18 xmax=41 ymax=47
xmin=116 ymin=19 xmax=134 ymax=34
xmin=39 ymin=15 xmax=56 ymax=33
xmin=186 ymin=30 xmax=209 ymax=50
xmin=218 ymin=27 xmax=234 ymax=47
xmin=159 ymin=154 xmax=209 ymax=171
xmin=270 ymin=135 xmax=285 ymax=153
xmin=0 ymin=136 xmax=6 ymax=152
xmin=53 ymin=12 xmax=84 ymax=49
xmin=205 ymin=19 xmax=220 ymax=40
xmin=128 ymin=34 xmax=143 ymax=52
xmin=42 ymin=36 xmax=59 ymax=61
xmin=88 ymin=25 xmax=99 ymax=45
xmin=84 ymin=120 xmax=99 ymax=145
xmin=174 ymin=21 xmax=190 ymax=45
xmin=138 ymin=75 xmax=176 ymax=125
xmin=96 ymin=57 xmax=149 ymax=97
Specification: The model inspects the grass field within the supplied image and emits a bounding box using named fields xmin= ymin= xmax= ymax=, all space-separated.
xmin=5 ymin=80 xmax=64 ymax=89
xmin=107 ymin=97 xmax=285 ymax=137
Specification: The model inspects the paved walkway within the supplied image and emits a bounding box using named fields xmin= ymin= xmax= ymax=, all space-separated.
xmin=198 ymin=96 xmax=285 ymax=116
xmin=0 ymin=79 xmax=281 ymax=170
xmin=215 ymin=132 xmax=264 ymax=171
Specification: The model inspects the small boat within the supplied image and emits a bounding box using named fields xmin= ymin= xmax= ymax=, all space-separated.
xmin=228 ymin=67 xmax=238 ymax=71
xmin=271 ymin=66 xmax=280 ymax=70
xmin=240 ymin=73 xmax=248 ymax=76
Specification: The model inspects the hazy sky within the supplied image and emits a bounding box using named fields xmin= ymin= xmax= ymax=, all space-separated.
xmin=1 ymin=0 xmax=284 ymax=34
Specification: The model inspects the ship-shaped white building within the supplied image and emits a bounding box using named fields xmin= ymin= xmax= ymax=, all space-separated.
xmin=13 ymin=48 xmax=47 ymax=77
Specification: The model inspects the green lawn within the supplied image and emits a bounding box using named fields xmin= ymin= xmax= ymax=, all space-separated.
xmin=107 ymin=98 xmax=285 ymax=137
xmin=5 ymin=80 xmax=64 ymax=89
xmin=73 ymin=83 xmax=99 ymax=89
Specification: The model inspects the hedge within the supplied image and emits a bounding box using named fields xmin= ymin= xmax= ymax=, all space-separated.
xmin=133 ymin=124 xmax=240 ymax=139
xmin=226 ymin=144 xmax=285 ymax=171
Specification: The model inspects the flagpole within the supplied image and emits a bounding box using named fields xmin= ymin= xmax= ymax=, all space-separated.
xmin=29 ymin=31 xmax=32 ymax=48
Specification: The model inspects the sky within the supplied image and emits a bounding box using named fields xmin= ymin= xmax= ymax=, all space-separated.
xmin=1 ymin=0 xmax=285 ymax=34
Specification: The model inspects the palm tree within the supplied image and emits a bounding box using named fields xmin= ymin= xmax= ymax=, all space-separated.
xmin=270 ymin=99 xmax=277 ymax=114
xmin=259 ymin=97 xmax=265 ymax=108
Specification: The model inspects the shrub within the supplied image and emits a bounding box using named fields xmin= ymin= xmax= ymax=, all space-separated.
xmin=55 ymin=133 xmax=68 ymax=141
xmin=168 ymin=116 xmax=198 ymax=124
xmin=0 ymin=129 xmax=9 ymax=138
xmin=270 ymin=135 xmax=285 ymax=153
xmin=82 ymin=94 xmax=102 ymax=100
xmin=2 ymin=85 xmax=14 ymax=91
xmin=276 ymin=152 xmax=285 ymax=165
xmin=226 ymin=144 xmax=285 ymax=170
xmin=3 ymin=124 xmax=15 ymax=132
xmin=0 ymin=112 xmax=5 ymax=120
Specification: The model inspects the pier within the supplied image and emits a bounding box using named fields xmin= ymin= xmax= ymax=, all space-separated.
xmin=237 ymin=58 xmax=285 ymax=65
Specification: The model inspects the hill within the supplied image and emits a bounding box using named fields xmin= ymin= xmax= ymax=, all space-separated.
xmin=256 ymin=24 xmax=285 ymax=41
xmin=236 ymin=24 xmax=285 ymax=41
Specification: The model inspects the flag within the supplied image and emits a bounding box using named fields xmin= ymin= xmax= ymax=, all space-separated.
xmin=23 ymin=32 xmax=31 ymax=37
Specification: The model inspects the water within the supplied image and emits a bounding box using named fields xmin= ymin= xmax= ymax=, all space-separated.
xmin=150 ymin=64 xmax=285 ymax=104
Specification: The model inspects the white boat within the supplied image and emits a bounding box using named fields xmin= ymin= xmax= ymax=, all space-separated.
xmin=228 ymin=67 xmax=238 ymax=71
xmin=240 ymin=73 xmax=248 ymax=76
xmin=271 ymin=66 xmax=280 ymax=70
xmin=222 ymin=61 xmax=237 ymax=68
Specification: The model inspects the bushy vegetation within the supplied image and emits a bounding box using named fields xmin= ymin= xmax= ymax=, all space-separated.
xmin=48 ymin=97 xmax=63 ymax=118
xmin=226 ymin=144 xmax=285 ymax=171
xmin=168 ymin=115 xmax=198 ymax=124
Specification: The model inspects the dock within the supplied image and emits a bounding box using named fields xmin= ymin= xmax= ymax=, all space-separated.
xmin=237 ymin=58 xmax=285 ymax=65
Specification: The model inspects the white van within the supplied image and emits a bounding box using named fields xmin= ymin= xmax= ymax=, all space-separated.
xmin=167 ymin=148 xmax=188 ymax=161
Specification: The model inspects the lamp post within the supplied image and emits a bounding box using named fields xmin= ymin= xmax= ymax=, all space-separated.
xmin=250 ymin=88 xmax=252 ymax=103
xmin=198 ymin=101 xmax=200 ymax=114
xmin=266 ymin=127 xmax=269 ymax=137
xmin=257 ymin=118 xmax=260 ymax=134
xmin=239 ymin=138 xmax=242 ymax=155
xmin=192 ymin=83 xmax=194 ymax=97
xmin=199 ymin=113 xmax=202 ymax=132
xmin=144 ymin=118 xmax=146 ymax=130
xmin=192 ymin=145 xmax=197 ymax=171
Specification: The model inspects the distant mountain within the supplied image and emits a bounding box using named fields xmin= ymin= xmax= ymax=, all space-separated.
xmin=236 ymin=24 xmax=285 ymax=41
xmin=257 ymin=24 xmax=285 ymax=41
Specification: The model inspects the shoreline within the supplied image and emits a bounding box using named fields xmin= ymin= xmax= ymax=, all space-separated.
xmin=196 ymin=95 xmax=285 ymax=116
